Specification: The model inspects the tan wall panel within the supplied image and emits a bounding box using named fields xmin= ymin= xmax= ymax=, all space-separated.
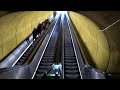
xmin=0 ymin=11 xmax=52 ymax=61
xmin=69 ymin=11 xmax=110 ymax=71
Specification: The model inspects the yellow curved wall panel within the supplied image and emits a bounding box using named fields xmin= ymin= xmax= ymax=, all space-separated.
xmin=0 ymin=11 xmax=52 ymax=61
xmin=69 ymin=11 xmax=110 ymax=71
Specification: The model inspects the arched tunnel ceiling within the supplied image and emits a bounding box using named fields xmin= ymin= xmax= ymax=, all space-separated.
xmin=76 ymin=11 xmax=120 ymax=30
xmin=76 ymin=11 xmax=120 ymax=50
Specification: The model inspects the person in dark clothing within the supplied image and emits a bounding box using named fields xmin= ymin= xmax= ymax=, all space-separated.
xmin=38 ymin=24 xmax=42 ymax=35
xmin=53 ymin=11 xmax=55 ymax=18
xmin=46 ymin=19 xmax=51 ymax=28
xmin=32 ymin=28 xmax=37 ymax=41
xmin=25 ymin=37 xmax=30 ymax=43
xmin=45 ymin=20 xmax=48 ymax=29
xmin=42 ymin=21 xmax=46 ymax=30
xmin=36 ymin=25 xmax=39 ymax=36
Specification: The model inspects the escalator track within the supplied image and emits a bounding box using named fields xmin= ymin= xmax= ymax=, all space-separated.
xmin=13 ymin=19 xmax=55 ymax=66
xmin=63 ymin=16 xmax=82 ymax=79
xmin=33 ymin=15 xmax=62 ymax=79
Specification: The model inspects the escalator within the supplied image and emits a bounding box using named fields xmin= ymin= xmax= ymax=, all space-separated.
xmin=15 ymin=32 xmax=44 ymax=66
xmin=33 ymin=15 xmax=61 ymax=79
xmin=0 ymin=12 xmax=111 ymax=79
xmin=63 ymin=15 xmax=81 ymax=79
xmin=14 ymin=19 xmax=55 ymax=66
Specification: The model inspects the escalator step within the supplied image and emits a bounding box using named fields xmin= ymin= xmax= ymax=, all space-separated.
xmin=45 ymin=50 xmax=55 ymax=52
xmin=19 ymin=59 xmax=25 ymax=62
xmin=65 ymin=57 xmax=76 ymax=59
xmin=37 ymin=70 xmax=47 ymax=74
xmin=65 ymin=70 xmax=79 ymax=74
xmin=65 ymin=52 xmax=74 ymax=54
xmin=35 ymin=74 xmax=43 ymax=78
xmin=21 ymin=56 xmax=27 ymax=60
xmin=65 ymin=74 xmax=80 ymax=79
xmin=29 ymin=46 xmax=34 ymax=50
xmin=40 ymin=63 xmax=52 ymax=66
xmin=65 ymin=63 xmax=77 ymax=66
xmin=16 ymin=62 xmax=22 ymax=65
xmin=65 ymin=54 xmax=75 ymax=57
xmin=65 ymin=60 xmax=76 ymax=63
xmin=43 ymin=57 xmax=54 ymax=59
xmin=65 ymin=66 xmax=78 ymax=70
xmin=25 ymin=50 xmax=31 ymax=54
xmin=65 ymin=50 xmax=74 ymax=51
xmin=39 ymin=66 xmax=51 ymax=69
xmin=42 ymin=60 xmax=53 ymax=62
xmin=44 ymin=54 xmax=54 ymax=57
xmin=64 ymin=47 xmax=73 ymax=51
xmin=23 ymin=54 xmax=29 ymax=57
xmin=45 ymin=52 xmax=55 ymax=54
xmin=46 ymin=48 xmax=55 ymax=50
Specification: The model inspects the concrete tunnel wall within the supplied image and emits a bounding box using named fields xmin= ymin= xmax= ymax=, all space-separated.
xmin=69 ymin=11 xmax=115 ymax=73
xmin=0 ymin=11 xmax=53 ymax=61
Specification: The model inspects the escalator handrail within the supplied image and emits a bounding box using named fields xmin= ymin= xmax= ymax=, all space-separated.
xmin=0 ymin=65 xmax=27 ymax=73
xmin=85 ymin=65 xmax=112 ymax=78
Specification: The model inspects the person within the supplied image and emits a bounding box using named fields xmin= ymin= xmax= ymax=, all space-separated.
xmin=42 ymin=21 xmax=46 ymax=30
xmin=25 ymin=37 xmax=30 ymax=43
xmin=52 ymin=63 xmax=62 ymax=79
xmin=45 ymin=20 xmax=48 ymax=29
xmin=32 ymin=28 xmax=37 ymax=41
xmin=36 ymin=27 xmax=39 ymax=37
xmin=53 ymin=11 xmax=56 ymax=18
xmin=46 ymin=19 xmax=50 ymax=29
xmin=37 ymin=23 xmax=42 ymax=35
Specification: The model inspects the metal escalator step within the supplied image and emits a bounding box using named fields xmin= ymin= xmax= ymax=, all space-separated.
xmin=23 ymin=53 xmax=29 ymax=57
xmin=43 ymin=57 xmax=54 ymax=59
xmin=65 ymin=60 xmax=76 ymax=63
xmin=21 ymin=56 xmax=27 ymax=60
xmin=19 ymin=59 xmax=25 ymax=62
xmin=65 ymin=49 xmax=73 ymax=51
xmin=37 ymin=69 xmax=47 ymax=74
xmin=45 ymin=50 xmax=55 ymax=52
xmin=35 ymin=74 xmax=43 ymax=78
xmin=65 ymin=74 xmax=80 ymax=79
xmin=26 ymin=49 xmax=32 ymax=54
xmin=65 ymin=50 xmax=74 ymax=52
xmin=64 ymin=47 xmax=73 ymax=51
xmin=45 ymin=52 xmax=54 ymax=54
xmin=39 ymin=66 xmax=51 ymax=69
xmin=47 ymin=44 xmax=56 ymax=46
xmin=65 ymin=70 xmax=79 ymax=74
xmin=65 ymin=54 xmax=75 ymax=57
xmin=65 ymin=63 xmax=77 ymax=66
xmin=47 ymin=47 xmax=55 ymax=49
xmin=29 ymin=46 xmax=34 ymax=50
xmin=65 ymin=43 xmax=72 ymax=45
xmin=41 ymin=63 xmax=52 ymax=66
xmin=44 ymin=54 xmax=54 ymax=57
xmin=16 ymin=62 xmax=22 ymax=65
xmin=65 ymin=44 xmax=72 ymax=46
xmin=65 ymin=52 xmax=74 ymax=54
xmin=65 ymin=66 xmax=78 ymax=70
xmin=65 ymin=54 xmax=75 ymax=56
xmin=65 ymin=57 xmax=76 ymax=59
xmin=42 ymin=60 xmax=53 ymax=62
